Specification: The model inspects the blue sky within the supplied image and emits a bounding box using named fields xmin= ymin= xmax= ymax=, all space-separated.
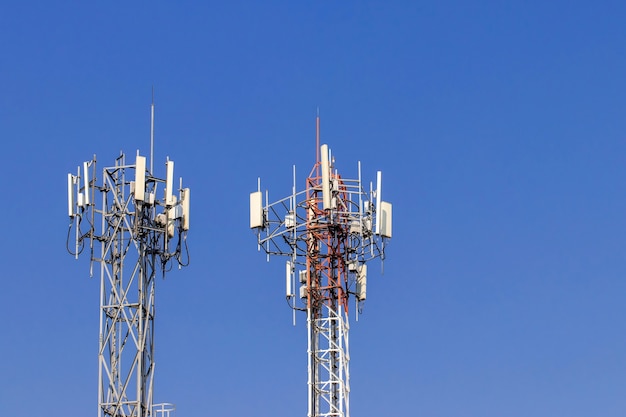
xmin=2 ymin=1 xmax=626 ymax=416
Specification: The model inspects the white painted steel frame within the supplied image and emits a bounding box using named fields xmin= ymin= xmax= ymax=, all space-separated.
xmin=308 ymin=305 xmax=350 ymax=417
xmin=68 ymin=151 xmax=191 ymax=417
xmin=97 ymin=157 xmax=157 ymax=417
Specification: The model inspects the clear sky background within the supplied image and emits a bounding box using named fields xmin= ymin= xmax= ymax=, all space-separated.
xmin=2 ymin=1 xmax=626 ymax=416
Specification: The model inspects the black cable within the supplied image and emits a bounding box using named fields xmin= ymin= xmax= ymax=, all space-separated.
xmin=178 ymin=236 xmax=190 ymax=267
xmin=66 ymin=217 xmax=85 ymax=256
xmin=285 ymin=296 xmax=306 ymax=312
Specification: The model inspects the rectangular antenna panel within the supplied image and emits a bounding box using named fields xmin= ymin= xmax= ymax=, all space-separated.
xmin=379 ymin=201 xmax=393 ymax=238
xmin=67 ymin=173 xmax=74 ymax=217
xmin=165 ymin=160 xmax=175 ymax=205
xmin=299 ymin=284 xmax=308 ymax=299
xmin=83 ymin=162 xmax=90 ymax=206
xmin=375 ymin=171 xmax=382 ymax=234
xmin=321 ymin=144 xmax=331 ymax=209
xmin=135 ymin=155 xmax=146 ymax=201
xmin=182 ymin=188 xmax=190 ymax=231
xmin=299 ymin=270 xmax=307 ymax=284
xmin=249 ymin=191 xmax=264 ymax=229
xmin=286 ymin=261 xmax=293 ymax=297
xmin=357 ymin=264 xmax=367 ymax=301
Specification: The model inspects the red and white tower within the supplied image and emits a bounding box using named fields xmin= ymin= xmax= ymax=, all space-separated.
xmin=250 ymin=116 xmax=392 ymax=417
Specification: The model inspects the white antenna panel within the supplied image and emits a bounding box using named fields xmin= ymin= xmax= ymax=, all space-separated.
xmin=375 ymin=171 xmax=382 ymax=234
xmin=83 ymin=161 xmax=90 ymax=206
xmin=67 ymin=173 xmax=75 ymax=217
xmin=299 ymin=270 xmax=307 ymax=284
xmin=321 ymin=144 xmax=331 ymax=209
xmin=249 ymin=191 xmax=264 ymax=229
xmin=286 ymin=261 xmax=293 ymax=297
xmin=357 ymin=264 xmax=367 ymax=301
xmin=379 ymin=201 xmax=393 ymax=238
xmin=165 ymin=160 xmax=175 ymax=205
xmin=182 ymin=188 xmax=190 ymax=231
xmin=135 ymin=155 xmax=146 ymax=202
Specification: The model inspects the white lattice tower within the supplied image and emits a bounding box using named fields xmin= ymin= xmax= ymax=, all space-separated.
xmin=67 ymin=151 xmax=190 ymax=417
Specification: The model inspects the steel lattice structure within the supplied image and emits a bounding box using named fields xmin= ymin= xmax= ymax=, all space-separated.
xmin=67 ymin=151 xmax=190 ymax=417
xmin=250 ymin=116 xmax=392 ymax=417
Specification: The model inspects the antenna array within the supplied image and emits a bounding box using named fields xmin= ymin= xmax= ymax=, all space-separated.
xmin=67 ymin=151 xmax=190 ymax=417
xmin=250 ymin=117 xmax=392 ymax=417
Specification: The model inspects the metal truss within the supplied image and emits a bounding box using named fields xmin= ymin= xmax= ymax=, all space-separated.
xmin=309 ymin=306 xmax=350 ymax=417
xmin=68 ymin=152 xmax=190 ymax=417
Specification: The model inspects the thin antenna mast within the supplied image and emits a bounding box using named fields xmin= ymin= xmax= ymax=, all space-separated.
xmin=316 ymin=108 xmax=320 ymax=167
xmin=150 ymin=87 xmax=155 ymax=174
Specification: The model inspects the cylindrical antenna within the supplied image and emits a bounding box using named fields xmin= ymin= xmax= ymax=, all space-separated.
xmin=316 ymin=108 xmax=320 ymax=169
xmin=265 ymin=188 xmax=270 ymax=262
xmin=292 ymin=165 xmax=296 ymax=212
xmin=358 ymin=161 xmax=363 ymax=234
xmin=150 ymin=87 xmax=155 ymax=175
xmin=375 ymin=171 xmax=382 ymax=234
xmin=257 ymin=176 xmax=262 ymax=252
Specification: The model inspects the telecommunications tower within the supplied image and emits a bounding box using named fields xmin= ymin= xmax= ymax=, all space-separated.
xmin=250 ymin=116 xmax=392 ymax=417
xmin=66 ymin=105 xmax=190 ymax=417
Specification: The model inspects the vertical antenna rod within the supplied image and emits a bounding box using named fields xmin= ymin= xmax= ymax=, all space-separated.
xmin=150 ymin=87 xmax=155 ymax=174
xmin=316 ymin=108 xmax=320 ymax=166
